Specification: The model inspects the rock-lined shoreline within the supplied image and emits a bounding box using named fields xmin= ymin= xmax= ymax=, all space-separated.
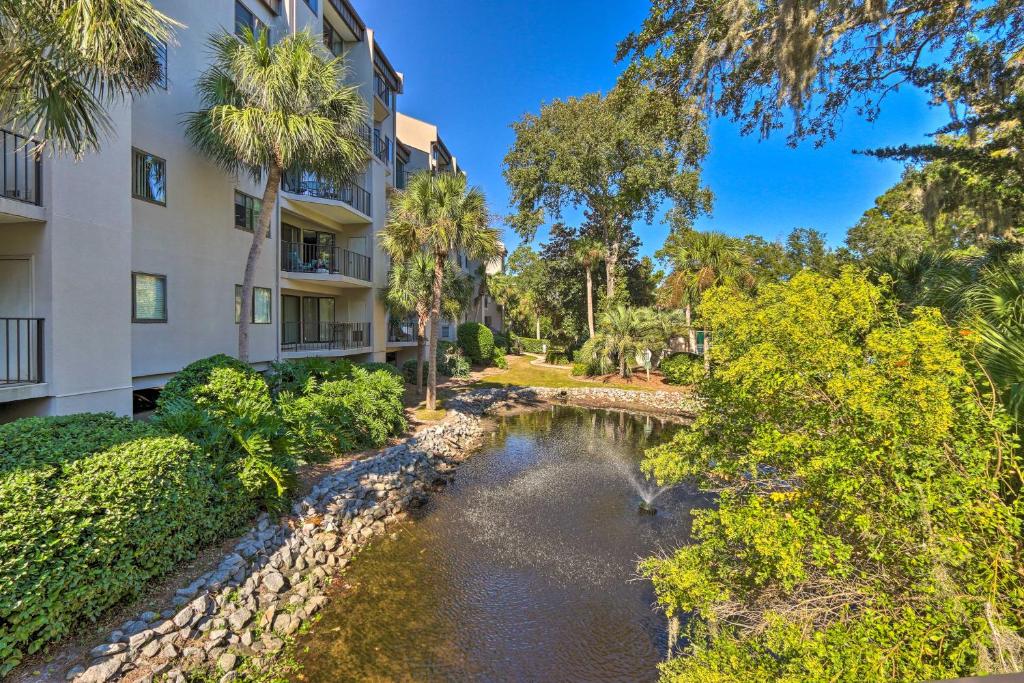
xmin=60 ymin=387 xmax=695 ymax=683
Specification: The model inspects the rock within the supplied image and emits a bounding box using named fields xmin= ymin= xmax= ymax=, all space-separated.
xmin=106 ymin=631 xmax=124 ymax=644
xmin=158 ymin=642 xmax=179 ymax=659
xmin=262 ymin=571 xmax=286 ymax=594
xmin=261 ymin=634 xmax=284 ymax=654
xmin=217 ymin=653 xmax=238 ymax=672
xmin=209 ymin=628 xmax=228 ymax=642
xmin=122 ymin=620 xmax=149 ymax=637
xmin=77 ymin=654 xmax=125 ymax=683
xmin=152 ymin=619 xmax=175 ymax=635
xmin=271 ymin=613 xmax=292 ymax=634
xmin=65 ymin=665 xmax=85 ymax=680
xmin=140 ymin=611 xmax=160 ymax=623
xmin=172 ymin=606 xmax=194 ymax=628
xmin=141 ymin=639 xmax=162 ymax=658
xmin=227 ymin=607 xmax=252 ymax=631
xmin=128 ymin=629 xmax=154 ymax=650
xmin=89 ymin=642 xmax=126 ymax=658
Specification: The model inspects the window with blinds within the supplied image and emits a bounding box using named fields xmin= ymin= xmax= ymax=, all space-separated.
xmin=235 ymin=286 xmax=272 ymax=324
xmin=132 ymin=273 xmax=167 ymax=322
xmin=132 ymin=149 xmax=166 ymax=204
xmin=234 ymin=190 xmax=267 ymax=236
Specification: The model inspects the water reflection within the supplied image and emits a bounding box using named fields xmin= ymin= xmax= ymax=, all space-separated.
xmin=294 ymin=406 xmax=706 ymax=683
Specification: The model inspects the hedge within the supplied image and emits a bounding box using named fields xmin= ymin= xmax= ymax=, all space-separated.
xmin=493 ymin=346 xmax=508 ymax=369
xmin=0 ymin=418 xmax=215 ymax=675
xmin=660 ymin=352 xmax=704 ymax=385
xmin=513 ymin=335 xmax=549 ymax=354
xmin=457 ymin=322 xmax=494 ymax=365
xmin=545 ymin=350 xmax=571 ymax=365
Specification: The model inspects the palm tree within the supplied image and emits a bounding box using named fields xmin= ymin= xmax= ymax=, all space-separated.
xmin=185 ymin=29 xmax=367 ymax=362
xmin=382 ymin=172 xmax=501 ymax=409
xmin=594 ymin=305 xmax=661 ymax=378
xmin=671 ymin=231 xmax=753 ymax=370
xmin=385 ymin=252 xmax=471 ymax=396
xmin=572 ymin=237 xmax=605 ymax=338
xmin=0 ymin=0 xmax=179 ymax=157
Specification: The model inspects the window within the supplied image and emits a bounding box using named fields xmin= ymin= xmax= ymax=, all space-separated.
xmin=150 ymin=37 xmax=167 ymax=89
xmin=323 ymin=19 xmax=344 ymax=57
xmin=132 ymin=273 xmax=167 ymax=322
xmin=485 ymin=315 xmax=492 ymax=328
xmin=303 ymin=0 xmax=318 ymax=13
xmin=259 ymin=0 xmax=281 ymax=14
xmin=234 ymin=190 xmax=268 ymax=236
xmin=235 ymin=285 xmax=272 ymax=324
xmin=235 ymin=1 xmax=267 ymax=38
xmin=132 ymin=149 xmax=166 ymax=204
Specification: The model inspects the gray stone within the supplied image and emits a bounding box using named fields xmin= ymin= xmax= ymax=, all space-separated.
xmin=123 ymin=620 xmax=149 ymax=636
xmin=262 ymin=571 xmax=286 ymax=594
xmin=261 ymin=634 xmax=284 ymax=654
xmin=89 ymin=642 xmax=126 ymax=658
xmin=141 ymin=639 xmax=162 ymax=658
xmin=227 ymin=607 xmax=252 ymax=631
xmin=77 ymin=654 xmax=125 ymax=683
xmin=209 ymin=628 xmax=228 ymax=642
xmin=158 ymin=643 xmax=179 ymax=659
xmin=106 ymin=631 xmax=124 ymax=644
xmin=217 ymin=652 xmax=239 ymax=672
xmin=65 ymin=665 xmax=85 ymax=680
xmin=128 ymin=629 xmax=154 ymax=650
xmin=171 ymin=606 xmax=194 ymax=628
xmin=140 ymin=611 xmax=160 ymax=623
xmin=271 ymin=613 xmax=291 ymax=634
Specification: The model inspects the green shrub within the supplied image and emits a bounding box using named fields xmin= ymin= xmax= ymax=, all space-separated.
xmin=280 ymin=367 xmax=406 ymax=456
xmin=572 ymin=338 xmax=608 ymax=376
xmin=660 ymin=352 xmax=705 ymax=385
xmin=0 ymin=426 xmax=215 ymax=675
xmin=402 ymin=358 xmax=425 ymax=385
xmin=265 ymin=357 xmax=355 ymax=396
xmin=493 ymin=346 xmax=508 ymax=369
xmin=401 ymin=344 xmax=470 ymax=384
xmin=571 ymin=362 xmax=589 ymax=376
xmin=514 ymin=335 xmax=549 ymax=354
xmin=153 ymin=367 xmax=294 ymax=517
xmin=545 ymin=350 xmax=571 ymax=365
xmin=157 ymin=354 xmax=254 ymax=409
xmin=457 ymin=322 xmax=495 ymax=365
xmin=493 ymin=332 xmax=510 ymax=350
xmin=359 ymin=361 xmax=402 ymax=378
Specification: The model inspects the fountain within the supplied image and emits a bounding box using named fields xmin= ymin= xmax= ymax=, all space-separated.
xmin=637 ymin=500 xmax=657 ymax=515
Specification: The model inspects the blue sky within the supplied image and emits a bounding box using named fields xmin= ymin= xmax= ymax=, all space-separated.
xmin=358 ymin=0 xmax=950 ymax=258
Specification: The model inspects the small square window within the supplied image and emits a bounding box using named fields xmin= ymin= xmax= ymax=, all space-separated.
xmin=132 ymin=149 xmax=166 ymax=204
xmin=235 ymin=1 xmax=268 ymax=38
xmin=235 ymin=285 xmax=272 ymax=324
xmin=133 ymin=273 xmax=167 ymax=323
xmin=304 ymin=0 xmax=318 ymax=13
xmin=234 ymin=190 xmax=268 ymax=236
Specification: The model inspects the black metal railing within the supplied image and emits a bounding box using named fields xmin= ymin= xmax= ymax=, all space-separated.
xmin=373 ymin=130 xmax=392 ymax=164
xmin=281 ymin=321 xmax=371 ymax=352
xmin=2 ymin=129 xmax=41 ymax=205
xmin=374 ymin=72 xmax=394 ymax=110
xmin=329 ymin=0 xmax=365 ymax=40
xmin=282 ymin=172 xmax=372 ymax=217
xmin=387 ymin=317 xmax=417 ymax=343
xmin=1 ymin=318 xmax=43 ymax=385
xmin=280 ymin=241 xmax=371 ymax=281
xmin=357 ymin=121 xmax=372 ymax=149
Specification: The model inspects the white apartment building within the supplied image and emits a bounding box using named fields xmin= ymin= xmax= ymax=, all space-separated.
xmin=0 ymin=0 xmax=492 ymax=420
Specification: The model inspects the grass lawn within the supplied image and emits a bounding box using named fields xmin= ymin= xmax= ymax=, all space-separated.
xmin=470 ymin=354 xmax=673 ymax=392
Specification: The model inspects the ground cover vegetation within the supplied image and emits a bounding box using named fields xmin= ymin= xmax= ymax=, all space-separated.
xmin=0 ymin=356 xmax=405 ymax=674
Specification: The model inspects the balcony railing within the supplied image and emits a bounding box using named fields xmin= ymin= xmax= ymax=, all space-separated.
xmin=1 ymin=318 xmax=43 ymax=385
xmin=374 ymin=72 xmax=394 ymax=110
xmin=357 ymin=121 xmax=372 ymax=149
xmin=281 ymin=321 xmax=371 ymax=352
xmin=373 ymin=130 xmax=392 ymax=164
xmin=282 ymin=172 xmax=371 ymax=217
xmin=281 ymin=241 xmax=371 ymax=281
xmin=2 ymin=129 xmax=41 ymax=205
xmin=387 ymin=317 xmax=417 ymax=343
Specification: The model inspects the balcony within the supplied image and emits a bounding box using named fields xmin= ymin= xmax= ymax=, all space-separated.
xmin=281 ymin=171 xmax=372 ymax=222
xmin=373 ymin=130 xmax=392 ymax=165
xmin=1 ymin=129 xmax=44 ymax=223
xmin=281 ymin=321 xmax=371 ymax=353
xmin=281 ymin=241 xmax=371 ymax=283
xmin=373 ymin=72 xmax=394 ymax=120
xmin=387 ymin=316 xmax=417 ymax=344
xmin=0 ymin=318 xmax=46 ymax=402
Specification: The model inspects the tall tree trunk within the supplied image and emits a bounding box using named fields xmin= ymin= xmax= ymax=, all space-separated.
xmin=703 ymin=329 xmax=711 ymax=373
xmin=415 ymin=315 xmax=427 ymax=397
xmin=685 ymin=304 xmax=696 ymax=353
xmin=426 ymin=253 xmax=444 ymax=410
xmin=535 ymin=317 xmax=540 ymax=340
xmin=605 ymin=240 xmax=620 ymax=300
xmin=238 ymin=163 xmax=281 ymax=362
xmin=585 ymin=266 xmax=595 ymax=338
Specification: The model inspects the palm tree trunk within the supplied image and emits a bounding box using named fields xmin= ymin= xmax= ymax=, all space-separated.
xmin=585 ymin=266 xmax=595 ymax=338
xmin=416 ymin=316 xmax=427 ymax=396
xmin=685 ymin=304 xmax=696 ymax=353
xmin=535 ymin=317 xmax=540 ymax=340
xmin=427 ymin=253 xmax=444 ymax=410
xmin=238 ymin=163 xmax=281 ymax=362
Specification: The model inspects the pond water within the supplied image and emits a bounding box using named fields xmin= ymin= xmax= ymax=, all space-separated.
xmin=293 ymin=405 xmax=705 ymax=682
